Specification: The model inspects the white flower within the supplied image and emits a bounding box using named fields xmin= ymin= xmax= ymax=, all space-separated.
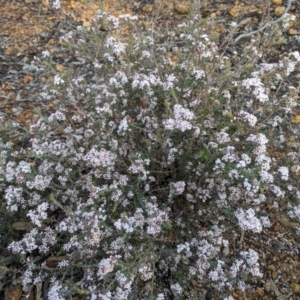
xmin=53 ymin=75 xmax=64 ymax=85
xmin=48 ymin=280 xmax=66 ymax=300
xmin=163 ymin=104 xmax=194 ymax=132
xmin=229 ymin=22 xmax=238 ymax=27
xmin=240 ymin=248 xmax=263 ymax=277
xmin=42 ymin=50 xmax=50 ymax=58
xmin=278 ymin=166 xmax=289 ymax=180
xmin=51 ymin=0 xmax=61 ymax=9
xmin=171 ymin=181 xmax=186 ymax=195
xmin=97 ymin=256 xmax=119 ymax=279
xmin=235 ymin=208 xmax=262 ymax=233
xmin=27 ymin=202 xmax=49 ymax=227
xmin=216 ymin=129 xmax=231 ymax=144
xmin=193 ymin=69 xmax=206 ymax=79
xmin=58 ymin=260 xmax=69 ymax=268
xmin=291 ymin=51 xmax=300 ymax=62
xmin=239 ymin=110 xmax=257 ymax=127
xmin=138 ymin=263 xmax=153 ymax=281
xmin=117 ymin=117 xmax=129 ymax=136
xmin=171 ymin=283 xmax=183 ymax=295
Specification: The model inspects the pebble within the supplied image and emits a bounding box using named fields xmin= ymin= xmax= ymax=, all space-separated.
xmin=272 ymin=0 xmax=282 ymax=5
xmin=256 ymin=287 xmax=264 ymax=296
xmin=288 ymin=28 xmax=298 ymax=35
xmin=267 ymin=264 xmax=276 ymax=271
xmin=229 ymin=8 xmax=239 ymax=18
xmin=23 ymin=75 xmax=34 ymax=83
xmin=222 ymin=246 xmax=230 ymax=256
xmin=279 ymin=288 xmax=287 ymax=294
xmin=291 ymin=115 xmax=300 ymax=123
xmin=272 ymin=271 xmax=278 ymax=280
xmin=290 ymin=283 xmax=300 ymax=294
xmin=264 ymin=282 xmax=271 ymax=292
xmin=232 ymin=291 xmax=239 ymax=298
xmin=142 ymin=5 xmax=153 ymax=13
xmin=174 ymin=4 xmax=190 ymax=15
xmin=274 ymin=6 xmax=286 ymax=17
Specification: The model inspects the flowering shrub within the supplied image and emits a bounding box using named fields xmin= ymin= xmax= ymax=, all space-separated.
xmin=1 ymin=6 xmax=300 ymax=300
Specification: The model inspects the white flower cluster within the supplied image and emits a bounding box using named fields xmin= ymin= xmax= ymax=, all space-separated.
xmin=2 ymin=8 xmax=300 ymax=299
xmin=277 ymin=166 xmax=289 ymax=181
xmin=246 ymin=133 xmax=268 ymax=155
xmin=235 ymin=208 xmax=262 ymax=233
xmin=27 ymin=202 xmax=49 ymax=227
xmin=239 ymin=110 xmax=257 ymax=127
xmin=169 ymin=181 xmax=186 ymax=199
xmin=242 ymin=77 xmax=268 ymax=103
xmin=240 ymin=249 xmax=263 ymax=278
xmin=114 ymin=202 xmax=168 ymax=236
xmin=97 ymin=256 xmax=120 ymax=280
xmin=48 ymin=280 xmax=66 ymax=300
xmin=138 ymin=262 xmax=153 ymax=281
xmin=163 ymin=104 xmax=195 ymax=132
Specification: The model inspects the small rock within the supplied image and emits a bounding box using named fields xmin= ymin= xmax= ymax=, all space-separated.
xmin=272 ymin=0 xmax=282 ymax=5
xmin=142 ymin=5 xmax=153 ymax=13
xmin=267 ymin=264 xmax=276 ymax=271
xmin=256 ymin=287 xmax=264 ymax=296
xmin=4 ymin=285 xmax=22 ymax=300
xmin=288 ymin=28 xmax=298 ymax=35
xmin=229 ymin=8 xmax=239 ymax=18
xmin=41 ymin=0 xmax=49 ymax=9
xmin=235 ymin=289 xmax=243 ymax=296
xmin=222 ymin=246 xmax=230 ymax=256
xmin=55 ymin=64 xmax=64 ymax=72
xmin=279 ymin=288 xmax=287 ymax=294
xmin=272 ymin=271 xmax=278 ymax=280
xmin=174 ymin=4 xmax=190 ymax=14
xmin=23 ymin=75 xmax=34 ymax=83
xmin=291 ymin=115 xmax=300 ymax=124
xmin=279 ymin=276 xmax=286 ymax=283
xmin=270 ymin=279 xmax=281 ymax=296
xmin=290 ymin=283 xmax=300 ymax=294
xmin=40 ymin=77 xmax=47 ymax=83
xmin=264 ymin=282 xmax=271 ymax=292
xmin=274 ymin=6 xmax=286 ymax=17
xmin=232 ymin=292 xmax=239 ymax=298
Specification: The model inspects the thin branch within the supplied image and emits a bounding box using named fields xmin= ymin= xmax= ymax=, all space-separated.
xmin=233 ymin=0 xmax=292 ymax=44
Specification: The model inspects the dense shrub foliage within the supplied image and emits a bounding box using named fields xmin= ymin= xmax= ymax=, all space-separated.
xmin=1 ymin=7 xmax=300 ymax=300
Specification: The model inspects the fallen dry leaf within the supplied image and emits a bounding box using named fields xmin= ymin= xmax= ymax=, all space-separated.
xmin=23 ymin=75 xmax=34 ymax=83
xmin=229 ymin=8 xmax=239 ymax=18
xmin=291 ymin=115 xmax=300 ymax=123
xmin=55 ymin=64 xmax=64 ymax=72
xmin=46 ymin=255 xmax=69 ymax=268
xmin=35 ymin=282 xmax=43 ymax=300
xmin=5 ymin=284 xmax=22 ymax=300
xmin=12 ymin=221 xmax=32 ymax=231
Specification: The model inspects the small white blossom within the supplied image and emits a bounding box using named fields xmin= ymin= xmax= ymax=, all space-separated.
xmin=54 ymin=75 xmax=64 ymax=85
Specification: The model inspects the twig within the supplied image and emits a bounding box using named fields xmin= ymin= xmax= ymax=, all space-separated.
xmin=233 ymin=0 xmax=292 ymax=44
xmin=239 ymin=228 xmax=245 ymax=245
